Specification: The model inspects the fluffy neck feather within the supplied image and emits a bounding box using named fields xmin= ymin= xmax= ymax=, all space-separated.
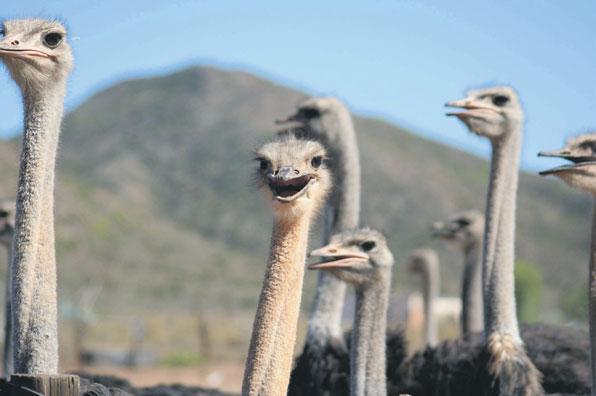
xmin=462 ymin=237 xmax=484 ymax=337
xmin=483 ymin=127 xmax=522 ymax=340
xmin=11 ymin=86 xmax=65 ymax=374
xmin=242 ymin=213 xmax=312 ymax=396
xmin=351 ymin=274 xmax=389 ymax=396
xmin=307 ymin=110 xmax=360 ymax=344
xmin=422 ymin=260 xmax=439 ymax=347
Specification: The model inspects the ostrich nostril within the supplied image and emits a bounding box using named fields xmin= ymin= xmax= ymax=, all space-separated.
xmin=329 ymin=248 xmax=337 ymax=254
xmin=294 ymin=169 xmax=300 ymax=174
xmin=11 ymin=40 xmax=19 ymax=45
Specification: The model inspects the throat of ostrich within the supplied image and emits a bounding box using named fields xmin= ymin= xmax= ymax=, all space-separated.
xmin=461 ymin=239 xmax=484 ymax=337
xmin=242 ymin=214 xmax=312 ymax=396
xmin=589 ymin=203 xmax=596 ymax=395
xmin=3 ymin=243 xmax=13 ymax=378
xmin=351 ymin=278 xmax=389 ymax=396
xmin=483 ymin=130 xmax=522 ymax=340
xmin=307 ymin=115 xmax=361 ymax=344
xmin=11 ymin=87 xmax=65 ymax=374
xmin=423 ymin=262 xmax=439 ymax=347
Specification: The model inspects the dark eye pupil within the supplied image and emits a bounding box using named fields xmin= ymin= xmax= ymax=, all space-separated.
xmin=0 ymin=210 xmax=8 ymax=218
xmin=300 ymin=108 xmax=321 ymax=119
xmin=311 ymin=156 xmax=322 ymax=168
xmin=43 ymin=32 xmax=63 ymax=48
xmin=361 ymin=241 xmax=376 ymax=252
xmin=457 ymin=219 xmax=470 ymax=227
xmin=259 ymin=159 xmax=268 ymax=170
xmin=492 ymin=95 xmax=509 ymax=107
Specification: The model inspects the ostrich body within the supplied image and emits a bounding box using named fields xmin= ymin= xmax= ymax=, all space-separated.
xmin=539 ymin=132 xmax=596 ymax=395
xmin=0 ymin=201 xmax=15 ymax=378
xmin=279 ymin=97 xmax=360 ymax=396
xmin=407 ymin=248 xmax=439 ymax=347
xmin=0 ymin=19 xmax=73 ymax=374
xmin=242 ymin=128 xmax=331 ymax=396
xmin=432 ymin=210 xmax=485 ymax=338
xmin=447 ymin=86 xmax=542 ymax=394
xmin=310 ymin=228 xmax=393 ymax=396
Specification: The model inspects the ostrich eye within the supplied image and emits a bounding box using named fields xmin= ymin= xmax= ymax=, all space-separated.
xmin=311 ymin=156 xmax=323 ymax=168
xmin=258 ymin=159 xmax=269 ymax=171
xmin=0 ymin=210 xmax=8 ymax=219
xmin=361 ymin=241 xmax=376 ymax=252
xmin=492 ymin=95 xmax=509 ymax=107
xmin=43 ymin=32 xmax=63 ymax=49
xmin=300 ymin=108 xmax=321 ymax=119
xmin=456 ymin=219 xmax=471 ymax=227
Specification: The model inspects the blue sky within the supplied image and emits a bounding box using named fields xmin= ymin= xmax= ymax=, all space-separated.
xmin=2 ymin=0 xmax=595 ymax=170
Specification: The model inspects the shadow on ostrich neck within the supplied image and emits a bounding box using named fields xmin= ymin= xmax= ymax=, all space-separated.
xmin=242 ymin=128 xmax=331 ymax=396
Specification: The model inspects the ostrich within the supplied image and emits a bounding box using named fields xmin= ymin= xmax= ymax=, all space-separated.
xmin=278 ymin=97 xmax=360 ymax=396
xmin=432 ymin=210 xmax=485 ymax=338
xmin=446 ymin=86 xmax=543 ymax=394
xmin=242 ymin=127 xmax=332 ymax=396
xmin=407 ymin=248 xmax=439 ymax=347
xmin=0 ymin=200 xmax=15 ymax=378
xmin=0 ymin=19 xmax=73 ymax=375
xmin=539 ymin=132 xmax=596 ymax=394
xmin=309 ymin=228 xmax=393 ymax=396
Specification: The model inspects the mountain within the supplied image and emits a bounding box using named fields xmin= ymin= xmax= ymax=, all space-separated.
xmin=0 ymin=66 xmax=590 ymax=320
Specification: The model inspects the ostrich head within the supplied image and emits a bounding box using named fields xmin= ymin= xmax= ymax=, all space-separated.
xmin=539 ymin=132 xmax=596 ymax=196
xmin=446 ymin=86 xmax=522 ymax=141
xmin=0 ymin=199 xmax=14 ymax=247
xmin=308 ymin=228 xmax=393 ymax=286
xmin=431 ymin=210 xmax=484 ymax=249
xmin=277 ymin=97 xmax=350 ymax=139
xmin=0 ymin=19 xmax=73 ymax=92
xmin=255 ymin=127 xmax=332 ymax=219
xmin=406 ymin=248 xmax=439 ymax=277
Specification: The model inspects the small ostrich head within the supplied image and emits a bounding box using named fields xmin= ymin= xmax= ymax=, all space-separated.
xmin=276 ymin=97 xmax=350 ymax=139
xmin=255 ymin=127 xmax=332 ymax=218
xmin=308 ymin=228 xmax=393 ymax=286
xmin=0 ymin=199 xmax=15 ymax=247
xmin=0 ymin=19 xmax=73 ymax=92
xmin=431 ymin=210 xmax=484 ymax=249
xmin=446 ymin=86 xmax=522 ymax=141
xmin=406 ymin=248 xmax=439 ymax=278
xmin=539 ymin=132 xmax=596 ymax=196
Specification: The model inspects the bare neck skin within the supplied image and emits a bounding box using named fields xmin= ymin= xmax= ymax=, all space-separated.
xmin=483 ymin=127 xmax=522 ymax=340
xmin=590 ymin=203 xmax=596 ymax=395
xmin=308 ymin=110 xmax=361 ymax=344
xmin=351 ymin=273 xmax=390 ymax=396
xmin=3 ymin=241 xmax=13 ymax=378
xmin=242 ymin=213 xmax=313 ymax=395
xmin=11 ymin=85 xmax=65 ymax=374
xmin=461 ymin=237 xmax=483 ymax=337
xmin=422 ymin=260 xmax=439 ymax=347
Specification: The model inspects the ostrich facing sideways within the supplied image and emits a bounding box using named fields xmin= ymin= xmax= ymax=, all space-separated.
xmin=279 ymin=97 xmax=361 ymax=396
xmin=407 ymin=248 xmax=440 ymax=347
xmin=242 ymin=127 xmax=332 ymax=396
xmin=0 ymin=201 xmax=15 ymax=378
xmin=309 ymin=228 xmax=393 ymax=396
xmin=432 ymin=210 xmax=485 ymax=339
xmin=0 ymin=19 xmax=73 ymax=375
xmin=446 ymin=86 xmax=543 ymax=394
xmin=539 ymin=132 xmax=596 ymax=394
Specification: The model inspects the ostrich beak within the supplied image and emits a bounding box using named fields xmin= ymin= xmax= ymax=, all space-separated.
xmin=308 ymin=245 xmax=369 ymax=270
xmin=275 ymin=112 xmax=301 ymax=125
xmin=0 ymin=46 xmax=52 ymax=60
xmin=445 ymin=98 xmax=494 ymax=118
xmin=430 ymin=221 xmax=448 ymax=238
xmin=538 ymin=149 xmax=594 ymax=164
xmin=539 ymin=160 xmax=596 ymax=176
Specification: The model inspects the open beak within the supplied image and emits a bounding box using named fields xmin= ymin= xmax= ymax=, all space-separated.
xmin=308 ymin=245 xmax=369 ymax=270
xmin=539 ymin=160 xmax=596 ymax=176
xmin=268 ymin=168 xmax=317 ymax=202
xmin=445 ymin=98 xmax=495 ymax=119
xmin=538 ymin=149 xmax=594 ymax=164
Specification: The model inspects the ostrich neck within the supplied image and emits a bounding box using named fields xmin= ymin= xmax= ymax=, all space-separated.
xmin=242 ymin=213 xmax=312 ymax=396
xmin=589 ymin=202 xmax=596 ymax=395
xmin=307 ymin=112 xmax=361 ymax=344
xmin=461 ymin=238 xmax=483 ymax=337
xmin=483 ymin=129 xmax=522 ymax=339
xmin=351 ymin=277 xmax=389 ymax=396
xmin=423 ymin=264 xmax=439 ymax=347
xmin=12 ymin=87 xmax=65 ymax=374
xmin=3 ymin=242 xmax=13 ymax=378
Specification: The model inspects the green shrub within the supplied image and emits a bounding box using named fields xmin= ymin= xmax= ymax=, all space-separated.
xmin=515 ymin=260 xmax=543 ymax=323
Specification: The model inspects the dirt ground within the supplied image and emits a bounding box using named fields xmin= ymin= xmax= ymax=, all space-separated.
xmin=71 ymin=362 xmax=244 ymax=393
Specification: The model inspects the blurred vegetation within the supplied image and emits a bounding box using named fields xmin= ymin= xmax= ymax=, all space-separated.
xmin=562 ymin=285 xmax=588 ymax=322
xmin=160 ymin=351 xmax=203 ymax=367
xmin=515 ymin=260 xmax=543 ymax=323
